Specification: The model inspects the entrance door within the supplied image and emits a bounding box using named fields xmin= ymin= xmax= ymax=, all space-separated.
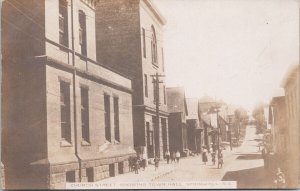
xmin=146 ymin=122 xmax=154 ymax=158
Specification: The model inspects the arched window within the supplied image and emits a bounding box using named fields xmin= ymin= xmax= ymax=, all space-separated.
xmin=151 ymin=25 xmax=158 ymax=66
xmin=79 ymin=10 xmax=87 ymax=56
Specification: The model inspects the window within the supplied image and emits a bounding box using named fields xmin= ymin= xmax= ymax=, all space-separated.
xmin=151 ymin=26 xmax=158 ymax=66
xmin=104 ymin=94 xmax=111 ymax=142
xmin=144 ymin=74 xmax=148 ymax=97
xmin=162 ymin=48 xmax=165 ymax=72
xmin=163 ymin=85 xmax=166 ymax=104
xmin=146 ymin=122 xmax=153 ymax=146
xmin=60 ymin=81 xmax=71 ymax=143
xmin=114 ymin=97 xmax=120 ymax=142
xmin=59 ymin=0 xmax=69 ymax=47
xmin=79 ymin=10 xmax=87 ymax=56
xmin=81 ymin=87 xmax=90 ymax=142
xmin=142 ymin=28 xmax=146 ymax=58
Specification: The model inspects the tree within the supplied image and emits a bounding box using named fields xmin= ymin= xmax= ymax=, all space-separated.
xmin=252 ymin=102 xmax=267 ymax=134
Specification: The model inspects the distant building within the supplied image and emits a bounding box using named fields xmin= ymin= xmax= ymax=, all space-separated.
xmin=281 ymin=64 xmax=299 ymax=188
xmin=218 ymin=115 xmax=229 ymax=142
xmin=167 ymin=87 xmax=188 ymax=155
xmin=200 ymin=114 xmax=213 ymax=150
xmin=2 ymin=0 xmax=135 ymax=189
xmin=269 ymin=96 xmax=287 ymax=157
xmin=186 ymin=98 xmax=203 ymax=154
xmin=198 ymin=96 xmax=216 ymax=114
xmin=95 ymin=0 xmax=169 ymax=159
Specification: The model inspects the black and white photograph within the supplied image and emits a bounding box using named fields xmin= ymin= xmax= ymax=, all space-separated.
xmin=0 ymin=0 xmax=299 ymax=189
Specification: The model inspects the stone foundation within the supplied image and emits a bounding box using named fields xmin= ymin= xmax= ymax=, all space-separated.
xmin=47 ymin=154 xmax=135 ymax=189
xmin=80 ymin=154 xmax=134 ymax=182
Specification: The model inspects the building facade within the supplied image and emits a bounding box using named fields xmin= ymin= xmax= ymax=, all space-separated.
xmin=269 ymin=96 xmax=287 ymax=157
xmin=281 ymin=64 xmax=299 ymax=188
xmin=186 ymin=98 xmax=203 ymax=154
xmin=2 ymin=0 xmax=135 ymax=189
xmin=95 ymin=0 xmax=169 ymax=159
xmin=167 ymin=87 xmax=188 ymax=155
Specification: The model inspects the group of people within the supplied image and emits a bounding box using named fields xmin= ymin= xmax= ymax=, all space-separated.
xmin=201 ymin=146 xmax=224 ymax=168
xmin=165 ymin=150 xmax=181 ymax=164
xmin=128 ymin=155 xmax=147 ymax=174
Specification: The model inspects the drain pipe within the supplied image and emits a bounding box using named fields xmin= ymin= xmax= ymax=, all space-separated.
xmin=70 ymin=0 xmax=82 ymax=182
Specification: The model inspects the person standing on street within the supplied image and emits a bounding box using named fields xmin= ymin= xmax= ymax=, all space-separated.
xmin=211 ymin=151 xmax=216 ymax=165
xmin=262 ymin=147 xmax=267 ymax=169
xmin=176 ymin=150 xmax=181 ymax=164
xmin=171 ymin=151 xmax=176 ymax=164
xmin=134 ymin=157 xmax=140 ymax=174
xmin=154 ymin=156 xmax=160 ymax=171
xmin=165 ymin=150 xmax=170 ymax=164
xmin=217 ymin=150 xmax=224 ymax=169
xmin=202 ymin=147 xmax=208 ymax=165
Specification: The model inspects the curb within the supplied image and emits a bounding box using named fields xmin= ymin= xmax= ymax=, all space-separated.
xmin=151 ymin=167 xmax=176 ymax=181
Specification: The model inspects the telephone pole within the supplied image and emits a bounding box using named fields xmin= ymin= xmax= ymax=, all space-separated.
xmin=151 ymin=72 xmax=165 ymax=158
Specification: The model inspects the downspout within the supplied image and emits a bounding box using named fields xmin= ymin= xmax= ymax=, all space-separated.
xmin=71 ymin=0 xmax=82 ymax=182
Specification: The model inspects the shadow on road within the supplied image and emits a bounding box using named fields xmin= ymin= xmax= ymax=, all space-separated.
xmin=221 ymin=166 xmax=275 ymax=189
xmin=235 ymin=154 xmax=262 ymax=160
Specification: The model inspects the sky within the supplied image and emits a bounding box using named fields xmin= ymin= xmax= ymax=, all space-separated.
xmin=152 ymin=0 xmax=299 ymax=112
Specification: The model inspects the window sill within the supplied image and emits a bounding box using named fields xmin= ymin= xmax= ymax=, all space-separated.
xmin=81 ymin=140 xmax=91 ymax=146
xmin=60 ymin=140 xmax=72 ymax=147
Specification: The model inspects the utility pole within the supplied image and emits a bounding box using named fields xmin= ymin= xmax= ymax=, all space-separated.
xmin=217 ymin=108 xmax=220 ymax=152
xmin=151 ymin=72 xmax=164 ymax=158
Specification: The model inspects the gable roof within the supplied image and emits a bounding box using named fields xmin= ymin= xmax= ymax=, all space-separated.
xmin=186 ymin=98 xmax=199 ymax=120
xmin=166 ymin=87 xmax=188 ymax=115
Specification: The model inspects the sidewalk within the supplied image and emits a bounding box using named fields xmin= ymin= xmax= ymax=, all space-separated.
xmin=98 ymin=160 xmax=177 ymax=183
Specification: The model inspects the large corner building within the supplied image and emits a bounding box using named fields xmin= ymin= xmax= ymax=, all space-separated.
xmin=2 ymin=0 xmax=135 ymax=189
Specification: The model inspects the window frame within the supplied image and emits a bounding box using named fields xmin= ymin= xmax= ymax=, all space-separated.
xmin=81 ymin=86 xmax=90 ymax=143
xmin=60 ymin=80 xmax=71 ymax=144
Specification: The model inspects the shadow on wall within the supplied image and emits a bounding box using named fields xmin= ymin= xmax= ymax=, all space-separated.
xmin=221 ymin=166 xmax=275 ymax=189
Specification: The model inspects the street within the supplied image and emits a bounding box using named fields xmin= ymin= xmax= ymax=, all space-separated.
xmin=99 ymin=125 xmax=275 ymax=189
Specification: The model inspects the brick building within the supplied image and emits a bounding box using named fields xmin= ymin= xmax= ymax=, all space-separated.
xmin=95 ymin=0 xmax=169 ymax=159
xmin=281 ymin=64 xmax=299 ymax=188
xmin=167 ymin=87 xmax=188 ymax=155
xmin=2 ymin=0 xmax=135 ymax=189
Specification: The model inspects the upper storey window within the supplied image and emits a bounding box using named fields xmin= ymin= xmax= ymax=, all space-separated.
xmin=59 ymin=0 xmax=69 ymax=47
xmin=79 ymin=10 xmax=87 ymax=56
xmin=151 ymin=26 xmax=158 ymax=67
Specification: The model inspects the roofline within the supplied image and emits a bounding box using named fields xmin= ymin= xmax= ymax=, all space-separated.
xmin=281 ymin=64 xmax=299 ymax=88
xmin=143 ymin=0 xmax=167 ymax=25
xmin=270 ymin=96 xmax=285 ymax=106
